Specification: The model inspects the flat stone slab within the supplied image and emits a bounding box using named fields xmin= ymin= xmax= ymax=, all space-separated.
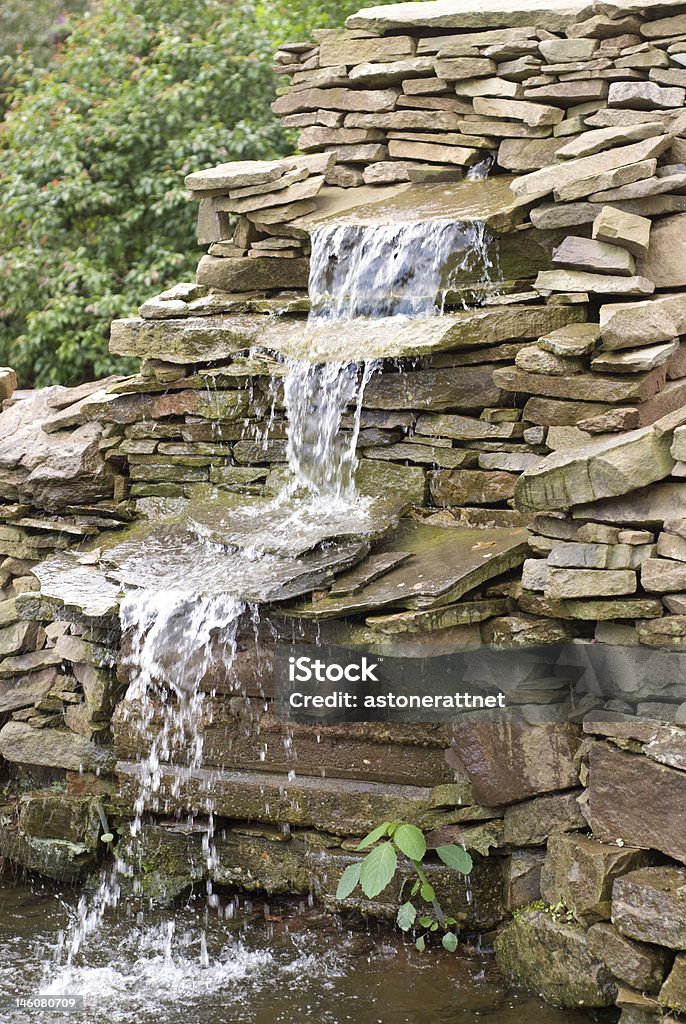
xmin=261 ymin=304 xmax=586 ymax=363
xmin=303 ymin=177 xmax=526 ymax=231
xmin=291 ymin=521 xmax=529 ymax=617
xmin=103 ymin=523 xmax=369 ymax=605
xmin=111 ymin=305 xmax=586 ymax=364
xmin=346 ymin=0 xmax=668 ymax=34
xmin=31 ymin=553 xmax=122 ymax=619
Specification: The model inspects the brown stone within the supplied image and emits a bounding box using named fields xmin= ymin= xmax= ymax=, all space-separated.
xmin=586 ymin=744 xmax=686 ymax=865
xmin=450 ymin=722 xmax=580 ymax=805
xmin=637 ymin=214 xmax=686 ymax=289
xmin=272 ymin=87 xmax=399 ymax=116
xmin=503 ymin=790 xmax=586 ymax=846
xmin=472 ymin=96 xmax=563 ymax=126
xmin=511 ymin=135 xmax=672 ymax=201
xmin=593 ymin=207 xmax=651 ymax=258
xmin=429 ymin=469 xmax=517 ymax=506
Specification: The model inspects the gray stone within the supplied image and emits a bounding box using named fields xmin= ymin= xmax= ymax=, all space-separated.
xmin=515 ymin=415 xmax=681 ymax=512
xmin=503 ymin=849 xmax=545 ymax=910
xmin=546 ymin=567 xmax=636 ymax=598
xmin=0 ymin=368 xmax=17 ymax=402
xmin=541 ymin=833 xmax=649 ymax=926
xmin=196 ymin=255 xmax=310 ymax=293
xmin=586 ymin=922 xmax=670 ymax=994
xmin=293 ymin=521 xmax=529 ymax=618
xmin=612 ymin=866 xmax=686 ymax=948
xmin=0 ymin=721 xmax=115 ymax=773
xmin=503 ymin=790 xmax=585 ymax=845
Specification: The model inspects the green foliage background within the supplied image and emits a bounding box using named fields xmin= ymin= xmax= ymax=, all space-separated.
xmin=0 ymin=0 xmax=397 ymax=386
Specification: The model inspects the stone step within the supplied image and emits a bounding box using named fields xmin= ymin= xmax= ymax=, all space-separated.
xmin=112 ymin=700 xmax=456 ymax=786
xmin=116 ymin=761 xmax=472 ymax=835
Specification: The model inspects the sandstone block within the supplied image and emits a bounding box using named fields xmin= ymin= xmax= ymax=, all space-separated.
xmin=0 ymin=368 xmax=17 ymax=402
xmin=472 ymin=96 xmax=563 ymax=126
xmin=591 ymin=341 xmax=678 ymax=374
xmin=637 ymin=214 xmax=686 ymax=289
xmin=555 ymin=122 xmax=665 ymax=161
xmin=608 ymin=81 xmax=686 ymax=111
xmin=512 ymin=135 xmax=672 ymax=201
xmin=272 ymin=87 xmax=399 ymax=116
xmin=599 ymin=294 xmax=686 ymax=351
xmin=536 ymin=270 xmax=654 ymax=296
xmin=553 ymin=236 xmax=635 ymax=276
xmin=592 ymin=206 xmax=651 ymax=257
xmin=503 ymin=850 xmax=545 ymax=910
xmin=318 ymin=30 xmax=415 ymax=67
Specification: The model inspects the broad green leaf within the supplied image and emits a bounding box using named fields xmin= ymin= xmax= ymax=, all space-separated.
xmin=357 ymin=822 xmax=392 ymax=851
xmin=415 ymin=936 xmax=426 ymax=952
xmin=359 ymin=842 xmax=397 ymax=899
xmin=430 ymin=921 xmax=439 ymax=932
xmin=419 ymin=916 xmax=434 ymax=928
xmin=396 ymin=901 xmax=417 ymax=932
xmin=393 ymin=824 xmax=426 ymax=862
xmin=335 ymin=862 xmax=361 ymax=901
xmin=436 ymin=844 xmax=473 ymax=875
xmin=420 ymin=882 xmax=436 ymax=903
xmin=442 ymin=932 xmax=458 ymax=953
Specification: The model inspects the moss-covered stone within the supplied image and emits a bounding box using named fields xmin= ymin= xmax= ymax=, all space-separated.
xmin=495 ymin=908 xmax=616 ymax=1008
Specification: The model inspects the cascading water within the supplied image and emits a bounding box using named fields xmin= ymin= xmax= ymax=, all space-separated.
xmin=44 ymin=587 xmax=249 ymax=982
xmin=283 ymin=216 xmax=496 ymax=499
xmin=307 ymin=219 xmax=494 ymax=321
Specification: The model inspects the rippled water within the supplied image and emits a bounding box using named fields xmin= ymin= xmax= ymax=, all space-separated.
xmin=0 ymin=882 xmax=590 ymax=1024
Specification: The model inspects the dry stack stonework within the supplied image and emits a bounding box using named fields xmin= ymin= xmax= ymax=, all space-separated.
xmin=2 ymin=0 xmax=686 ymax=1016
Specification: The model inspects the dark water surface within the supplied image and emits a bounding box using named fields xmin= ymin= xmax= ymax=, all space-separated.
xmin=0 ymin=879 xmax=591 ymax=1024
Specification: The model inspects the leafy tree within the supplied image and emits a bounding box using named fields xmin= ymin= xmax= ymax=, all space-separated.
xmin=0 ymin=0 xmax=398 ymax=386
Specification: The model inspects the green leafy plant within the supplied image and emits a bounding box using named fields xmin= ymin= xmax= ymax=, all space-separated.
xmin=335 ymin=821 xmax=473 ymax=953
